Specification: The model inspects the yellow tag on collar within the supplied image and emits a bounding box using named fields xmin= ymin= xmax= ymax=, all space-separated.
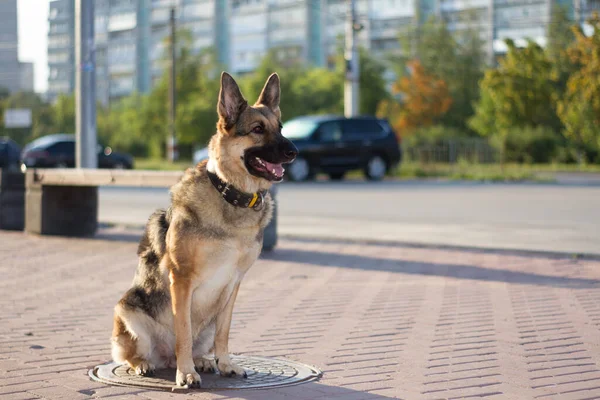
xmin=248 ymin=193 xmax=259 ymax=208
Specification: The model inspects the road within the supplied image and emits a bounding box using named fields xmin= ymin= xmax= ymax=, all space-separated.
xmin=99 ymin=180 xmax=600 ymax=255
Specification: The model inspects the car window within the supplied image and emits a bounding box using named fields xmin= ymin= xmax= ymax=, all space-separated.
xmin=282 ymin=119 xmax=318 ymax=140
xmin=48 ymin=141 xmax=75 ymax=155
xmin=317 ymin=121 xmax=342 ymax=142
xmin=342 ymin=119 xmax=385 ymax=138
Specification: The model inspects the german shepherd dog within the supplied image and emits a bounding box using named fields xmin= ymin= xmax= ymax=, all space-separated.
xmin=111 ymin=72 xmax=297 ymax=387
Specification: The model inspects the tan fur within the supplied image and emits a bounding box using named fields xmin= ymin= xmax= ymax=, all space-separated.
xmin=111 ymin=72 xmax=295 ymax=387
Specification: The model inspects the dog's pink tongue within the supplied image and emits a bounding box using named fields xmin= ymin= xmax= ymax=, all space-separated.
xmin=263 ymin=160 xmax=284 ymax=176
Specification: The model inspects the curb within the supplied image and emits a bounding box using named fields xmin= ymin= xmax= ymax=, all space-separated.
xmin=97 ymin=223 xmax=600 ymax=261
xmin=279 ymin=233 xmax=600 ymax=261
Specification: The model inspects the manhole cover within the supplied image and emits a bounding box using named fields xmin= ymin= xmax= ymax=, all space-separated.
xmin=89 ymin=355 xmax=322 ymax=391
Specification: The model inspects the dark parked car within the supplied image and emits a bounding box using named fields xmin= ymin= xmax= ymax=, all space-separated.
xmin=20 ymin=134 xmax=134 ymax=171
xmin=282 ymin=115 xmax=402 ymax=181
xmin=0 ymin=137 xmax=22 ymax=171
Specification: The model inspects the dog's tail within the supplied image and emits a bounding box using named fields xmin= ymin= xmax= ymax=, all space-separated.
xmin=137 ymin=208 xmax=171 ymax=262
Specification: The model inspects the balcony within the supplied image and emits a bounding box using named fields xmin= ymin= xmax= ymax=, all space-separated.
xmin=109 ymin=77 xmax=135 ymax=97
xmin=151 ymin=8 xmax=171 ymax=24
xmin=108 ymin=13 xmax=137 ymax=32
xmin=47 ymin=38 xmax=72 ymax=51
xmin=152 ymin=0 xmax=177 ymax=8
xmin=48 ymin=8 xmax=71 ymax=22
xmin=369 ymin=17 xmax=412 ymax=40
xmin=48 ymin=80 xmax=71 ymax=94
xmin=231 ymin=0 xmax=265 ymax=16
xmin=440 ymin=0 xmax=491 ymax=13
xmin=109 ymin=62 xmax=136 ymax=75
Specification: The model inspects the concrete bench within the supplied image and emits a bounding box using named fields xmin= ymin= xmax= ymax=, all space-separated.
xmin=0 ymin=168 xmax=277 ymax=250
xmin=0 ymin=169 xmax=25 ymax=231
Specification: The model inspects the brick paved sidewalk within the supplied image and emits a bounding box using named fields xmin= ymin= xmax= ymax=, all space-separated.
xmin=1 ymin=230 xmax=600 ymax=400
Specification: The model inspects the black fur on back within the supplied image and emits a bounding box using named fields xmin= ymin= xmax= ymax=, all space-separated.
xmin=119 ymin=208 xmax=172 ymax=319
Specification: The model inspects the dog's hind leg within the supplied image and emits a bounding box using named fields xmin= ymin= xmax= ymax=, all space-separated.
xmin=111 ymin=311 xmax=156 ymax=376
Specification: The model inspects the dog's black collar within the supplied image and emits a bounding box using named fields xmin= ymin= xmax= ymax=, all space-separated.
xmin=207 ymin=169 xmax=267 ymax=211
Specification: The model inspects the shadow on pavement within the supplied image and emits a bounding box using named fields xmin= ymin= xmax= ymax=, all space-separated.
xmin=94 ymin=229 xmax=143 ymax=243
xmin=92 ymin=229 xmax=599 ymax=289
xmin=209 ymin=381 xmax=397 ymax=400
xmin=262 ymin=247 xmax=599 ymax=289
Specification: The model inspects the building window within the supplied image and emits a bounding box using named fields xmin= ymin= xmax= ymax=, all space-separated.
xmin=49 ymin=7 xmax=60 ymax=20
xmin=48 ymin=52 xmax=69 ymax=64
xmin=48 ymin=34 xmax=71 ymax=48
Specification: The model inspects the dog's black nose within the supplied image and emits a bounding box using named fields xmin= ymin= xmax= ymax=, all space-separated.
xmin=282 ymin=140 xmax=298 ymax=162
xmin=284 ymin=148 xmax=298 ymax=160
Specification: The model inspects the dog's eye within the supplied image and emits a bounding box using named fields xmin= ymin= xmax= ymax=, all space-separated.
xmin=252 ymin=126 xmax=264 ymax=134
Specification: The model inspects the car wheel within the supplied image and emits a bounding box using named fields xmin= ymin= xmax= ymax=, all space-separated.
xmin=287 ymin=157 xmax=311 ymax=182
xmin=56 ymin=162 xmax=68 ymax=168
xmin=113 ymin=163 xmax=125 ymax=170
xmin=364 ymin=155 xmax=387 ymax=181
xmin=329 ymin=172 xmax=345 ymax=181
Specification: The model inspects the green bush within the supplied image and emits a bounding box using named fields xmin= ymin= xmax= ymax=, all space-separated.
xmin=403 ymin=125 xmax=474 ymax=147
xmin=403 ymin=125 xmax=496 ymax=163
xmin=502 ymin=127 xmax=564 ymax=164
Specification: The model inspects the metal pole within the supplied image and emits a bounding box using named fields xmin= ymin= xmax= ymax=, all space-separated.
xmin=168 ymin=7 xmax=177 ymax=162
xmin=488 ymin=0 xmax=495 ymax=65
xmin=344 ymin=0 xmax=359 ymax=118
xmin=75 ymin=0 xmax=97 ymax=169
xmin=574 ymin=0 xmax=582 ymax=26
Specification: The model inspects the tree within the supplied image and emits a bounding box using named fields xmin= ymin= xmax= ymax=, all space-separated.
xmin=1 ymin=92 xmax=54 ymax=145
xmin=393 ymin=16 xmax=485 ymax=130
xmin=102 ymin=29 xmax=226 ymax=158
xmin=240 ymin=51 xmax=313 ymax=121
xmin=51 ymin=94 xmax=75 ymax=134
xmin=333 ymin=47 xmax=390 ymax=115
xmin=447 ymin=27 xmax=487 ymax=130
xmin=377 ymin=60 xmax=452 ymax=134
xmin=240 ymin=50 xmax=345 ymax=121
xmin=98 ymin=93 xmax=149 ymax=156
xmin=291 ymin=67 xmax=344 ymax=117
xmin=239 ymin=45 xmax=387 ymax=122
xmin=547 ymin=3 xmax=577 ymax=91
xmin=0 ymin=86 xmax=9 ymax=100
xmin=557 ymin=13 xmax=600 ymax=160
xmin=469 ymin=40 xmax=561 ymax=163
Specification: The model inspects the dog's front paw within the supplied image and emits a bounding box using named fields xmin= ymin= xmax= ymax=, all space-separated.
xmin=134 ymin=361 xmax=155 ymax=377
xmin=176 ymin=368 xmax=202 ymax=388
xmin=216 ymin=357 xmax=247 ymax=378
xmin=194 ymin=356 xmax=217 ymax=374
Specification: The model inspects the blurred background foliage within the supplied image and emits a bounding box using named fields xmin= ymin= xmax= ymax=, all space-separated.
xmin=1 ymin=10 xmax=599 ymax=164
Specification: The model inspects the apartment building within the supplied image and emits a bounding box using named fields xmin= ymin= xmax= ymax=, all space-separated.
xmin=47 ymin=0 xmax=226 ymax=104
xmin=229 ymin=0 xmax=325 ymax=73
xmin=19 ymin=62 xmax=35 ymax=92
xmin=0 ymin=0 xmax=34 ymax=93
xmin=47 ymin=0 xmax=75 ymax=98
xmin=47 ymin=0 xmax=590 ymax=103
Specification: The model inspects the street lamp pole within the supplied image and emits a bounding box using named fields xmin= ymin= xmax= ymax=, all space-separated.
xmin=75 ymin=0 xmax=97 ymax=169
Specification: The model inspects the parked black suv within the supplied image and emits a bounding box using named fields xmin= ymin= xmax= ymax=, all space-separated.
xmin=20 ymin=134 xmax=134 ymax=171
xmin=282 ymin=115 xmax=401 ymax=181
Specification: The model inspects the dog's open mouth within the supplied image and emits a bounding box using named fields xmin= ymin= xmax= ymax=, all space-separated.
xmin=246 ymin=156 xmax=285 ymax=182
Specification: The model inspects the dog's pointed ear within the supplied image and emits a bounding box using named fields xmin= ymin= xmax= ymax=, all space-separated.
xmin=218 ymin=72 xmax=247 ymax=130
xmin=255 ymin=73 xmax=280 ymax=117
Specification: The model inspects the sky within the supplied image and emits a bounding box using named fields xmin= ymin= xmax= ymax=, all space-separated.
xmin=18 ymin=0 xmax=49 ymax=93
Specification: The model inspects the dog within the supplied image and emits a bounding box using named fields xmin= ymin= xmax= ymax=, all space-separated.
xmin=111 ymin=71 xmax=297 ymax=387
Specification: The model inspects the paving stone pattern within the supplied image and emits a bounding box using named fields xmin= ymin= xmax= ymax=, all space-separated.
xmin=1 ymin=231 xmax=600 ymax=399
